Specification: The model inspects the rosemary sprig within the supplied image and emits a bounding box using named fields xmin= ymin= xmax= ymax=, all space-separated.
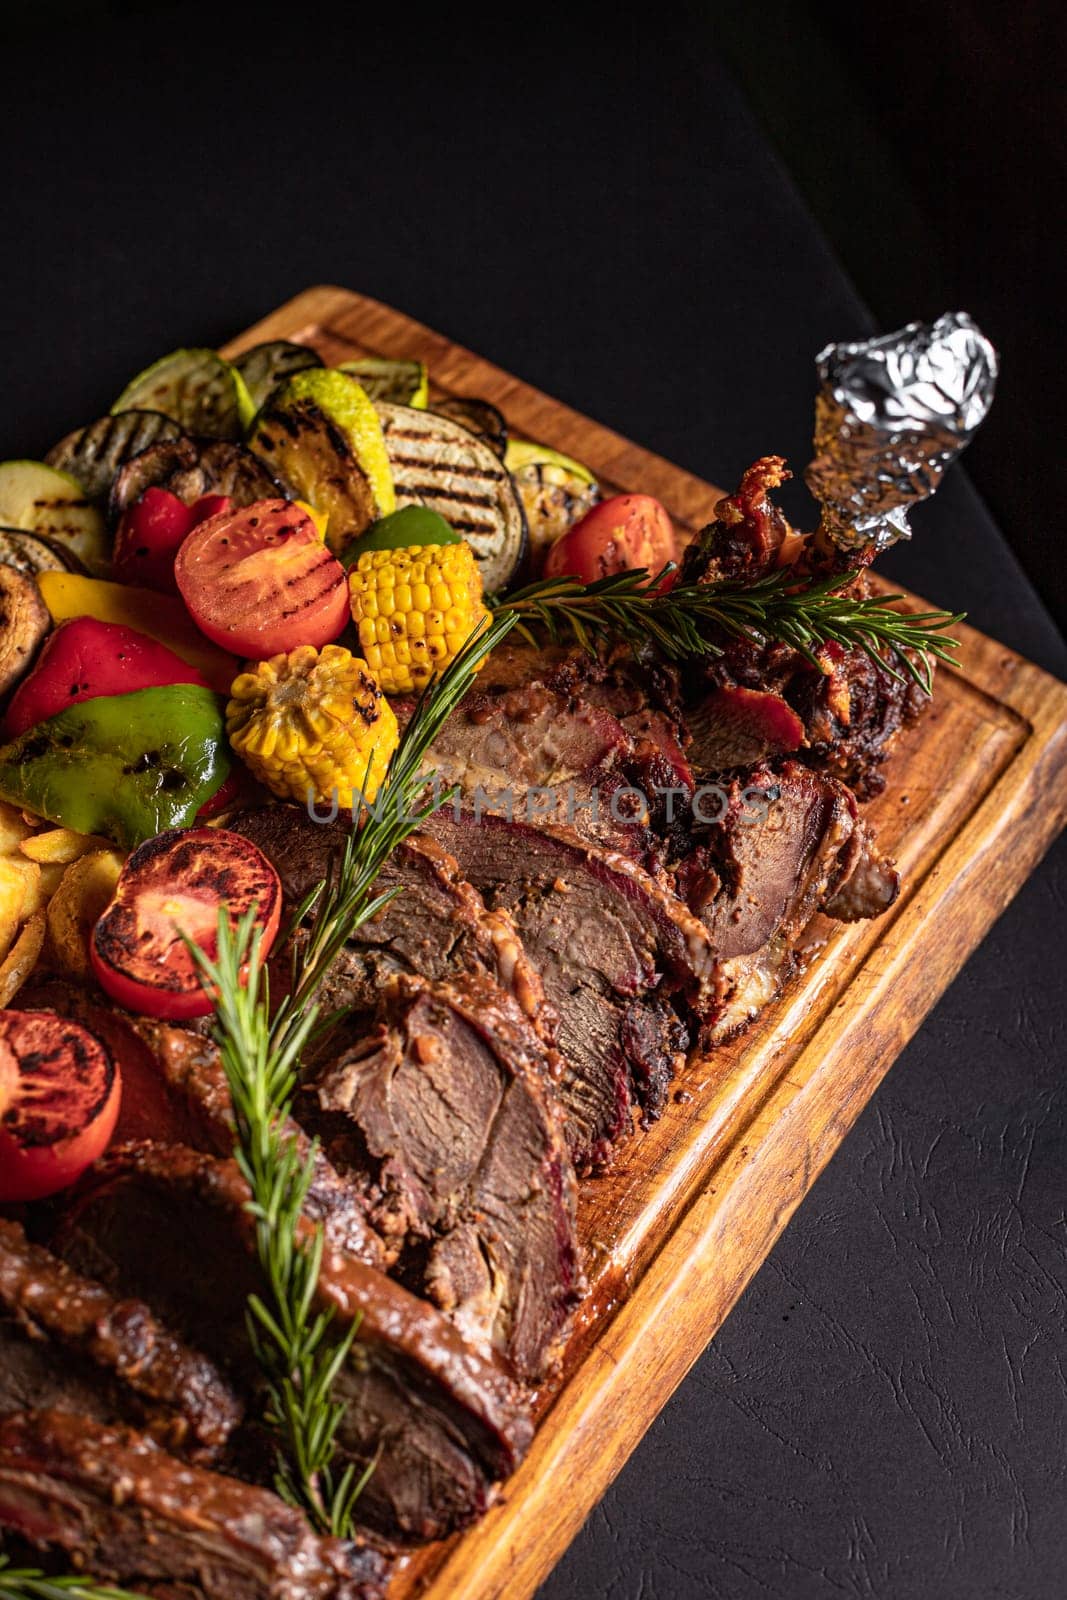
xmin=185 ymin=608 xmax=518 ymax=1538
xmin=0 ymin=1558 xmax=146 ymax=1600
xmin=494 ymin=568 xmax=964 ymax=694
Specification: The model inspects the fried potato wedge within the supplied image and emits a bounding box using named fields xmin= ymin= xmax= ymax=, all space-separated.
xmin=0 ymin=908 xmax=46 ymax=1005
xmin=20 ymin=827 xmax=102 ymax=866
xmin=43 ymin=848 xmax=124 ymax=979
xmin=0 ymin=800 xmax=35 ymax=854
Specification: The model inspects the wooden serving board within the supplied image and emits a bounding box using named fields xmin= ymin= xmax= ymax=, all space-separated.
xmin=226 ymin=288 xmax=1067 ymax=1600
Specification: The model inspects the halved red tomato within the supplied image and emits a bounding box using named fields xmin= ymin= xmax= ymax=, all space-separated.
xmin=90 ymin=827 xmax=282 ymax=1020
xmin=174 ymin=498 xmax=350 ymax=658
xmin=543 ymin=493 xmax=679 ymax=584
xmin=0 ymin=1010 xmax=122 ymax=1202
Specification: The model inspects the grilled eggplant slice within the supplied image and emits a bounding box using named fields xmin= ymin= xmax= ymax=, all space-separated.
xmin=0 ymin=565 xmax=50 ymax=696
xmin=376 ymin=402 xmax=527 ymax=593
xmin=0 ymin=460 xmax=109 ymax=573
xmin=108 ymin=438 xmax=280 ymax=522
xmin=46 ymin=410 xmax=185 ymax=505
xmin=337 ymin=355 xmax=429 ymax=407
xmin=112 ymin=349 xmax=255 ymax=441
xmin=431 ymin=397 xmax=507 ymax=459
xmin=504 ymin=438 xmax=599 ymax=563
xmin=248 ymin=369 xmax=395 ymax=556
xmin=233 ymin=339 xmax=323 ymax=413
xmin=0 ymin=527 xmax=84 ymax=577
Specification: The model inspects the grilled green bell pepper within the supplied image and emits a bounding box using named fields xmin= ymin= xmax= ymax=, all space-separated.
xmin=0 ymin=684 xmax=231 ymax=850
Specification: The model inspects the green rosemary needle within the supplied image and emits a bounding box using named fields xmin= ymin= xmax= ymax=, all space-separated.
xmin=0 ymin=1558 xmax=147 ymax=1600
xmin=493 ymin=567 xmax=964 ymax=694
xmin=184 ymin=609 xmax=518 ymax=1537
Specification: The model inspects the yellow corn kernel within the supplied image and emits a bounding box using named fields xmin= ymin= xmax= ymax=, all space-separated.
xmin=226 ymin=644 xmax=398 ymax=810
xmin=347 ymin=540 xmax=490 ymax=694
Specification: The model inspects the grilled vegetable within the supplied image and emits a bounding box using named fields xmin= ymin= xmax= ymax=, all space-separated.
xmin=45 ymin=410 xmax=184 ymax=504
xmin=432 ymin=396 xmax=507 ymax=458
xmin=348 ymin=539 xmax=489 ymax=695
xmin=0 ymin=459 xmax=109 ymax=572
xmin=0 ymin=527 xmax=82 ymax=578
xmin=113 ymin=487 xmax=231 ymax=593
xmin=0 ymin=1009 xmax=122 ymax=1202
xmin=248 ymin=369 xmax=394 ymax=557
xmin=233 ymin=339 xmax=323 ymax=412
xmin=91 ymin=828 xmax=282 ymax=1020
xmin=337 ymin=355 xmax=428 ymax=407
xmin=544 ymin=492 xmax=678 ymax=583
xmin=108 ymin=437 xmax=279 ymax=524
xmin=36 ymin=571 xmax=238 ymax=692
xmin=112 ymin=348 xmax=255 ymax=440
xmin=2 ymin=618 xmax=210 ymax=742
xmin=0 ymin=684 xmax=232 ymax=850
xmin=175 ymin=498 xmax=350 ymax=657
xmin=504 ymin=438 xmax=599 ymax=563
xmin=227 ymin=644 xmax=399 ymax=808
xmin=350 ymin=505 xmax=460 ymax=559
xmin=375 ymin=402 xmax=527 ymax=594
xmin=0 ymin=567 xmax=50 ymax=698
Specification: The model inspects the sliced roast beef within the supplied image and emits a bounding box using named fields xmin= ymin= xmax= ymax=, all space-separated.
xmin=230 ymin=807 xmax=552 ymax=1037
xmin=406 ymin=678 xmax=652 ymax=854
xmin=51 ymin=1144 xmax=533 ymax=1545
xmin=0 ymin=1218 xmax=240 ymax=1462
xmin=301 ymin=972 xmax=581 ymax=1379
xmin=674 ymin=762 xmax=883 ymax=1042
xmin=0 ymin=1409 xmax=386 ymax=1600
xmin=422 ymin=811 xmax=720 ymax=1169
xmin=823 ymin=821 xmax=900 ymax=922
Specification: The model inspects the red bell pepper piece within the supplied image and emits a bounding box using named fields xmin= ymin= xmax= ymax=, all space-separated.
xmin=2 ymin=617 xmax=210 ymax=741
xmin=113 ymin=489 xmax=232 ymax=594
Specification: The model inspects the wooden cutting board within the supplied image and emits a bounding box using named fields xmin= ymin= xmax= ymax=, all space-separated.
xmin=226 ymin=287 xmax=1067 ymax=1600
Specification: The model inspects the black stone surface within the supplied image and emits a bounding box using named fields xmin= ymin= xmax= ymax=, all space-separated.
xmin=4 ymin=8 xmax=1064 ymax=1597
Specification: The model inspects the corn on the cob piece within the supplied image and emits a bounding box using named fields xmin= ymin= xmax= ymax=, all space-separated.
xmin=226 ymin=645 xmax=398 ymax=809
xmin=347 ymin=541 xmax=490 ymax=695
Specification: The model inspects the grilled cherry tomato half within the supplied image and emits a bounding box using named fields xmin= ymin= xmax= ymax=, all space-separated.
xmin=543 ymin=493 xmax=679 ymax=584
xmin=2 ymin=617 xmax=210 ymax=742
xmin=0 ymin=1010 xmax=122 ymax=1202
xmin=90 ymin=827 xmax=282 ymax=1020
xmin=175 ymin=498 xmax=349 ymax=658
xmin=113 ymin=488 xmax=231 ymax=595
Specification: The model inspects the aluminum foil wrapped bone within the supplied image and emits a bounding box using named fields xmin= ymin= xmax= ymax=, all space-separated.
xmin=805 ymin=312 xmax=998 ymax=553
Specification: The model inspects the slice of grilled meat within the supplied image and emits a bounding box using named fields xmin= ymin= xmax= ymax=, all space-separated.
xmin=230 ymin=807 xmax=553 ymax=1038
xmin=50 ymin=1143 xmax=533 ymax=1546
xmin=674 ymin=761 xmax=889 ymax=1041
xmin=301 ymin=972 xmax=582 ymax=1379
xmin=422 ymin=811 xmax=720 ymax=1170
xmin=0 ymin=1408 xmax=387 ymax=1600
xmin=0 ymin=1218 xmax=240 ymax=1463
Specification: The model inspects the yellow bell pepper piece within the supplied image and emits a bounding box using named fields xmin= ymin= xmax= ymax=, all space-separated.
xmin=36 ymin=572 xmax=238 ymax=693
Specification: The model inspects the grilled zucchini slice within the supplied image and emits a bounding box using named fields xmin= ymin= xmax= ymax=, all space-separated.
xmin=234 ymin=340 xmax=323 ymax=413
xmin=375 ymin=403 xmax=527 ymax=594
xmin=109 ymin=438 xmax=281 ymax=522
xmin=0 ymin=527 xmax=84 ymax=577
xmin=46 ymin=410 xmax=184 ymax=504
xmin=431 ymin=397 xmax=507 ymax=459
xmin=504 ymin=438 xmax=599 ymax=562
xmin=0 ymin=461 xmax=109 ymax=573
xmin=112 ymin=348 xmax=255 ymax=440
xmin=248 ymin=369 xmax=395 ymax=557
xmin=337 ymin=356 xmax=429 ymax=408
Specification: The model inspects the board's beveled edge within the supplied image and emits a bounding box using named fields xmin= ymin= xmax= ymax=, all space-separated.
xmin=223 ymin=288 xmax=1067 ymax=1600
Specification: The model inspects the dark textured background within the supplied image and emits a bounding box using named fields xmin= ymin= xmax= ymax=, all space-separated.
xmin=4 ymin=5 xmax=1065 ymax=1596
